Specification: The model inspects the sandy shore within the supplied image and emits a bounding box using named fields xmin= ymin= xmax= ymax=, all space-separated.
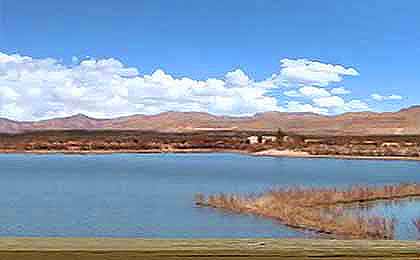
xmin=252 ymin=149 xmax=420 ymax=161
xmin=0 ymin=148 xmax=420 ymax=161
xmin=0 ymin=238 xmax=417 ymax=259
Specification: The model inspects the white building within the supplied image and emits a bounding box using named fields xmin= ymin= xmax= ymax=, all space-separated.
xmin=261 ymin=136 xmax=277 ymax=144
xmin=247 ymin=136 xmax=259 ymax=144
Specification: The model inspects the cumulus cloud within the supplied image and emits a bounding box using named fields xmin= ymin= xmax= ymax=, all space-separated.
xmin=371 ymin=93 xmax=403 ymax=101
xmin=0 ymin=52 xmax=369 ymax=120
xmin=224 ymin=69 xmax=252 ymax=87
xmin=313 ymin=96 xmax=369 ymax=113
xmin=284 ymin=86 xmax=331 ymax=98
xmin=286 ymin=101 xmax=328 ymax=114
xmin=0 ymin=52 xmax=284 ymax=120
xmin=298 ymin=86 xmax=331 ymax=98
xmin=313 ymin=96 xmax=346 ymax=108
xmin=331 ymin=87 xmax=351 ymax=95
xmin=283 ymin=90 xmax=301 ymax=98
xmin=342 ymin=100 xmax=369 ymax=111
xmin=277 ymin=58 xmax=359 ymax=87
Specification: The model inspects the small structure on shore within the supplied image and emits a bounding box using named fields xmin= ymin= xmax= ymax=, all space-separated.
xmin=261 ymin=136 xmax=277 ymax=144
xmin=304 ymin=139 xmax=324 ymax=144
xmin=247 ymin=136 xmax=259 ymax=144
xmin=247 ymin=135 xmax=278 ymax=144
xmin=381 ymin=142 xmax=401 ymax=148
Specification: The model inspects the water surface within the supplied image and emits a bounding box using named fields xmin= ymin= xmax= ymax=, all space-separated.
xmin=0 ymin=153 xmax=419 ymax=239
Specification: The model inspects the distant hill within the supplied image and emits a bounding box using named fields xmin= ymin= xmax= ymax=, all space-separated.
xmin=1 ymin=106 xmax=420 ymax=136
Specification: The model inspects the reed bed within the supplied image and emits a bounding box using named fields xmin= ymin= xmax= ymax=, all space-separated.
xmin=413 ymin=217 xmax=420 ymax=238
xmin=265 ymin=183 xmax=420 ymax=207
xmin=195 ymin=184 xmax=420 ymax=239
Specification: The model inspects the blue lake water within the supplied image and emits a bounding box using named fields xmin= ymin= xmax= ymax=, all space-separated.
xmin=0 ymin=153 xmax=419 ymax=239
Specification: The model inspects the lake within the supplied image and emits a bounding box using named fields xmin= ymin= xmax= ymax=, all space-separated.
xmin=0 ymin=153 xmax=419 ymax=239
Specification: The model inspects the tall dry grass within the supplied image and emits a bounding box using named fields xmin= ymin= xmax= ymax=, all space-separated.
xmin=265 ymin=183 xmax=420 ymax=207
xmin=195 ymin=183 xmax=420 ymax=239
xmin=413 ymin=217 xmax=420 ymax=239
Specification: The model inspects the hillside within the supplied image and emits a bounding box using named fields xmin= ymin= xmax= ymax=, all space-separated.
xmin=1 ymin=106 xmax=420 ymax=136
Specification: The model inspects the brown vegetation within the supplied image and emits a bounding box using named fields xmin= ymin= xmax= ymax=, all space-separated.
xmin=195 ymin=184 xmax=420 ymax=239
xmin=297 ymin=135 xmax=420 ymax=157
xmin=413 ymin=217 xmax=420 ymax=239
xmin=1 ymin=129 xmax=420 ymax=159
xmin=0 ymin=130 xmax=272 ymax=153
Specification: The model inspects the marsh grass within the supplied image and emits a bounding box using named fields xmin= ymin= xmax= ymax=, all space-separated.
xmin=195 ymin=184 xmax=420 ymax=239
xmin=413 ymin=217 xmax=420 ymax=239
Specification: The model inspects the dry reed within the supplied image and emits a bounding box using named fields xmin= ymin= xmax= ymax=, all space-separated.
xmin=413 ymin=217 xmax=420 ymax=238
xmin=195 ymin=183 xmax=420 ymax=239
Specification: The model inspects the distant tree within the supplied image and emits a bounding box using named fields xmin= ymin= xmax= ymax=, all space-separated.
xmin=277 ymin=128 xmax=288 ymax=138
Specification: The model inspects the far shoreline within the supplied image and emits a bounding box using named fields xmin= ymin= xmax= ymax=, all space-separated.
xmin=1 ymin=148 xmax=420 ymax=162
xmin=251 ymin=149 xmax=420 ymax=162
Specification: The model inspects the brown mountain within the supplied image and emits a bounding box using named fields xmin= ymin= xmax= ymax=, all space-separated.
xmin=1 ymin=106 xmax=420 ymax=136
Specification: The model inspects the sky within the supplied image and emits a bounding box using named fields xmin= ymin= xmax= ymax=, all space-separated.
xmin=0 ymin=0 xmax=419 ymax=120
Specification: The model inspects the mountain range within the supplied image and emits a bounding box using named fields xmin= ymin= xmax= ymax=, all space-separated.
xmin=1 ymin=106 xmax=420 ymax=136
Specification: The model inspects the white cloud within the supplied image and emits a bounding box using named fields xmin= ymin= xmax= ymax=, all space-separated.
xmin=224 ymin=69 xmax=252 ymax=87
xmin=371 ymin=94 xmax=383 ymax=101
xmin=299 ymin=86 xmax=331 ymax=98
xmin=313 ymin=96 xmax=369 ymax=112
xmin=277 ymin=58 xmax=359 ymax=87
xmin=286 ymin=101 xmax=328 ymax=114
xmin=0 ymin=86 xmax=19 ymax=102
xmin=371 ymin=93 xmax=403 ymax=101
xmin=331 ymin=87 xmax=351 ymax=95
xmin=284 ymin=86 xmax=331 ymax=98
xmin=0 ymin=52 xmax=370 ymax=120
xmin=342 ymin=100 xmax=369 ymax=112
xmin=0 ymin=52 xmax=283 ymax=120
xmin=283 ymin=90 xmax=301 ymax=97
xmin=313 ymin=96 xmax=346 ymax=108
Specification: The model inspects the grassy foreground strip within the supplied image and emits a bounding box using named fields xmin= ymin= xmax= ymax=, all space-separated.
xmin=0 ymin=238 xmax=418 ymax=259
xmin=195 ymin=183 xmax=420 ymax=239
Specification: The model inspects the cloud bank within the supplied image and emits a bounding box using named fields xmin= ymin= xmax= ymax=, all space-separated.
xmin=0 ymin=52 xmax=402 ymax=120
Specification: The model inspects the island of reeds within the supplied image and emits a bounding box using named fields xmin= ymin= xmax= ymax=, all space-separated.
xmin=195 ymin=183 xmax=420 ymax=239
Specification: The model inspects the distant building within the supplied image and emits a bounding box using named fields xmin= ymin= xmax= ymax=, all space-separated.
xmin=304 ymin=139 xmax=324 ymax=144
xmin=261 ymin=136 xmax=277 ymax=144
xmin=247 ymin=136 xmax=259 ymax=144
xmin=381 ymin=142 xmax=400 ymax=148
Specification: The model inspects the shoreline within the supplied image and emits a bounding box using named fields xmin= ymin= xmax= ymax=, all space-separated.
xmin=251 ymin=149 xmax=420 ymax=161
xmin=1 ymin=148 xmax=420 ymax=162
xmin=0 ymin=148 xmax=243 ymax=155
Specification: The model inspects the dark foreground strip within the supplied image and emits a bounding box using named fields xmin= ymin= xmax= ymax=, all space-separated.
xmin=0 ymin=239 xmax=418 ymax=259
xmin=0 ymin=251 xmax=419 ymax=260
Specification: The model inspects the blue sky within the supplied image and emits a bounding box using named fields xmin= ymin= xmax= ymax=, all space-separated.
xmin=0 ymin=0 xmax=418 ymax=120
